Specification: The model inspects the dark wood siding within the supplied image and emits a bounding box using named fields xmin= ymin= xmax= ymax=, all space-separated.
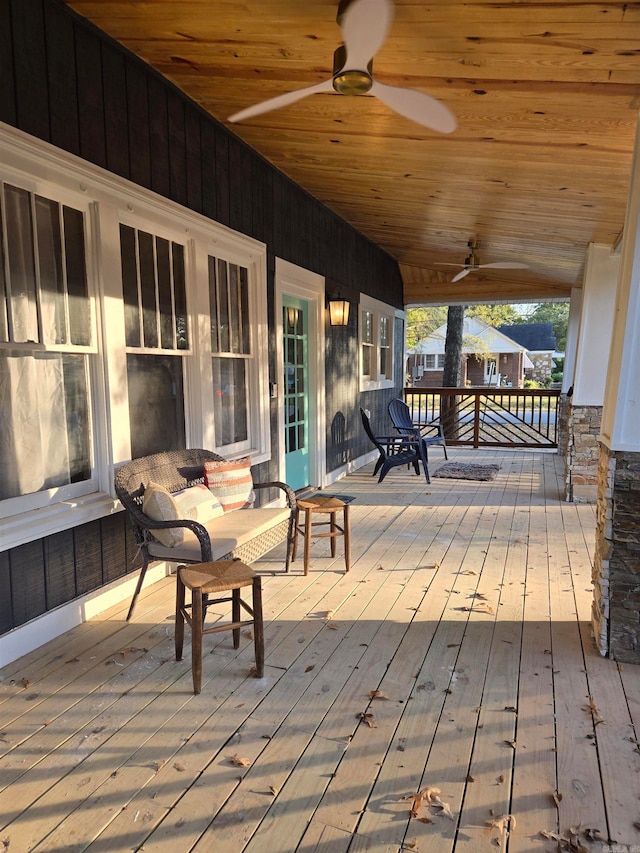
xmin=0 ymin=0 xmax=404 ymax=633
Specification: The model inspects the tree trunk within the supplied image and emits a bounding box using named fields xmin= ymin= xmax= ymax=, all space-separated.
xmin=441 ymin=305 xmax=465 ymax=439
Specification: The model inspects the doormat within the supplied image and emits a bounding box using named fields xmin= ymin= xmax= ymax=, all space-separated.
xmin=432 ymin=462 xmax=500 ymax=481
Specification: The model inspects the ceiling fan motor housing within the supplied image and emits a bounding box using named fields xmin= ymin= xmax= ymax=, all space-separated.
xmin=332 ymin=45 xmax=373 ymax=94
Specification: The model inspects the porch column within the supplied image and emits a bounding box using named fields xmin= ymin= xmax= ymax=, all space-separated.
xmin=563 ymin=243 xmax=618 ymax=501
xmin=557 ymin=287 xmax=582 ymax=461
xmin=593 ymin=115 xmax=640 ymax=662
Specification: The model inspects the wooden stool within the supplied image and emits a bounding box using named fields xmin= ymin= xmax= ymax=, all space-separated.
xmin=293 ymin=495 xmax=351 ymax=575
xmin=175 ymin=560 xmax=264 ymax=694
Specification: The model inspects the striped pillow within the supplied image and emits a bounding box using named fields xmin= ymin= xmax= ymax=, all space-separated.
xmin=204 ymin=456 xmax=255 ymax=513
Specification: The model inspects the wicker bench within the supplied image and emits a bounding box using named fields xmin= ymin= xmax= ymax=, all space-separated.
xmin=114 ymin=449 xmax=296 ymax=620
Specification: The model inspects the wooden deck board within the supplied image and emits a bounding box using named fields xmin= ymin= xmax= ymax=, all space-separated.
xmin=0 ymin=450 xmax=637 ymax=853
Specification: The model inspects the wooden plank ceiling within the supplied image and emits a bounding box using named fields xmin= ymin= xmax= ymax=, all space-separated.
xmin=62 ymin=0 xmax=640 ymax=305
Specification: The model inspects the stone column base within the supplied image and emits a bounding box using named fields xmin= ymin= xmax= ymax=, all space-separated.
xmin=592 ymin=444 xmax=640 ymax=663
xmin=563 ymin=403 xmax=602 ymax=502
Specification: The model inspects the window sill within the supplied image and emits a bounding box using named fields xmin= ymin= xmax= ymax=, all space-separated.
xmin=1 ymin=493 xmax=121 ymax=552
xmin=360 ymin=378 xmax=395 ymax=392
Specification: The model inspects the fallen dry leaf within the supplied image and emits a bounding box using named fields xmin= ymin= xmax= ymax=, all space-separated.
xmin=584 ymin=695 xmax=604 ymax=724
xmin=305 ymin=665 xmax=315 ymax=673
xmin=403 ymin=839 xmax=418 ymax=851
xmin=227 ymin=754 xmax=251 ymax=767
xmin=552 ymin=790 xmax=563 ymax=807
xmin=368 ymin=689 xmax=390 ymax=700
xmin=173 ymin=762 xmax=186 ymax=772
xmin=269 ymin=785 xmax=278 ymax=796
xmin=21 ymin=678 xmax=30 ymax=689
xmin=504 ymin=706 xmax=517 ymax=713
xmin=327 ymin=622 xmax=339 ymax=630
xmin=356 ymin=712 xmax=376 ymax=728
xmin=486 ymin=814 xmax=516 ymax=836
xmin=504 ymin=740 xmax=516 ymax=749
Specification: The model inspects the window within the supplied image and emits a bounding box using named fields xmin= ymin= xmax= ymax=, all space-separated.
xmin=119 ymin=224 xmax=188 ymax=458
xmin=423 ymin=354 xmax=444 ymax=370
xmin=1 ymin=126 xmax=270 ymax=549
xmin=0 ymin=181 xmax=96 ymax=516
xmin=359 ymin=295 xmax=396 ymax=390
xmin=209 ymin=257 xmax=250 ymax=451
xmin=361 ymin=309 xmax=374 ymax=378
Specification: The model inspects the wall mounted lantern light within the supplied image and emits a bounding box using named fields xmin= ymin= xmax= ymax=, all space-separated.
xmin=328 ymin=298 xmax=350 ymax=326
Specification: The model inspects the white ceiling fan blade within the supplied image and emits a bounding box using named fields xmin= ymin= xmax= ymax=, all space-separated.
xmin=341 ymin=0 xmax=393 ymax=70
xmin=451 ymin=268 xmax=472 ymax=282
xmin=370 ymin=80 xmax=457 ymax=133
xmin=438 ymin=263 xmax=466 ymax=268
xmin=478 ymin=262 xmax=530 ymax=270
xmin=229 ymin=79 xmax=334 ymax=123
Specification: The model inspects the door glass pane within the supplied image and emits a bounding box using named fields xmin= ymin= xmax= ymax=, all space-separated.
xmin=283 ymin=304 xmax=306 ymax=454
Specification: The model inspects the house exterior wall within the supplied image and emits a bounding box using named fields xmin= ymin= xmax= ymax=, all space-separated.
xmin=0 ymin=0 xmax=404 ymax=639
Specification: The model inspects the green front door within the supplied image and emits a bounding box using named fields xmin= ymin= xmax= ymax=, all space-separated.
xmin=283 ymin=297 xmax=310 ymax=491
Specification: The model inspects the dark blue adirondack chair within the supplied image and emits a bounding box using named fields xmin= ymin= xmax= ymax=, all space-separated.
xmin=388 ymin=398 xmax=448 ymax=479
xmin=360 ymin=408 xmax=428 ymax=484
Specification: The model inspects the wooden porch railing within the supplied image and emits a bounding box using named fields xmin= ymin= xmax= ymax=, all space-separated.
xmin=403 ymin=387 xmax=560 ymax=449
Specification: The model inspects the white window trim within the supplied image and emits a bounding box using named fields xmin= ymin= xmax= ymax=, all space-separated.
xmin=1 ymin=122 xmax=270 ymax=552
xmin=359 ymin=294 xmax=396 ymax=391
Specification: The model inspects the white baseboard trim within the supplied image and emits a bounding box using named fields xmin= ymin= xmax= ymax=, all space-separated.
xmin=324 ymin=450 xmax=378 ymax=486
xmin=0 ymin=563 xmax=172 ymax=669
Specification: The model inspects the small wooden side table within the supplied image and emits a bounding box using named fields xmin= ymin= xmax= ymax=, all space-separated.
xmin=293 ymin=495 xmax=352 ymax=575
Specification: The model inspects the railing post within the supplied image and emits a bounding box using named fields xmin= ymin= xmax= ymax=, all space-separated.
xmin=474 ymin=393 xmax=481 ymax=448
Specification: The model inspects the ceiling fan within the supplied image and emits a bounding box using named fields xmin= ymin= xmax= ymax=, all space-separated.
xmin=228 ymin=0 xmax=456 ymax=133
xmin=440 ymin=241 xmax=530 ymax=283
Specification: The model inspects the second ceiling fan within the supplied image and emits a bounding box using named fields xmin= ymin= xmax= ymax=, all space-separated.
xmin=441 ymin=241 xmax=530 ymax=283
xmin=228 ymin=0 xmax=456 ymax=133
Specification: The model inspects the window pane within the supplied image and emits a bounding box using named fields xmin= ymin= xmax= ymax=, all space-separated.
xmin=229 ymin=264 xmax=241 ymax=354
xmin=0 ymin=197 xmax=7 ymax=342
xmin=63 ymin=206 xmax=90 ymax=346
xmin=217 ymin=259 xmax=230 ymax=352
xmin=0 ymin=350 xmax=91 ymax=500
xmin=212 ymin=357 xmax=248 ymax=446
xmin=4 ymin=184 xmax=38 ymax=343
xmin=240 ymin=266 xmax=250 ymax=353
xmin=380 ymin=315 xmax=388 ymax=347
xmin=362 ymin=310 xmax=373 ymax=344
xmin=35 ymin=195 xmax=66 ymax=345
xmin=380 ymin=347 xmax=388 ymax=378
xmin=156 ymin=237 xmax=174 ymax=349
xmin=120 ymin=224 xmax=140 ymax=347
xmin=139 ymin=231 xmax=158 ymax=348
xmin=173 ymin=243 xmax=188 ymax=350
xmin=362 ymin=344 xmax=372 ymax=377
xmin=127 ymin=353 xmax=185 ymax=458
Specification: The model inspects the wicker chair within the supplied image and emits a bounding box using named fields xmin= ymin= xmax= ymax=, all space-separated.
xmin=114 ymin=449 xmax=296 ymax=620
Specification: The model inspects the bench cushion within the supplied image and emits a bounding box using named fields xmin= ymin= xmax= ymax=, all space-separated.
xmin=146 ymin=507 xmax=292 ymax=563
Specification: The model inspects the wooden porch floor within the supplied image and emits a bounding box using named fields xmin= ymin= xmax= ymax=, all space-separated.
xmin=1 ymin=449 xmax=639 ymax=853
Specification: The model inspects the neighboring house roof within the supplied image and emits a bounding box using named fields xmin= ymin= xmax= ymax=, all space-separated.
xmin=408 ymin=316 xmax=530 ymax=357
xmin=497 ymin=323 xmax=557 ymax=352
